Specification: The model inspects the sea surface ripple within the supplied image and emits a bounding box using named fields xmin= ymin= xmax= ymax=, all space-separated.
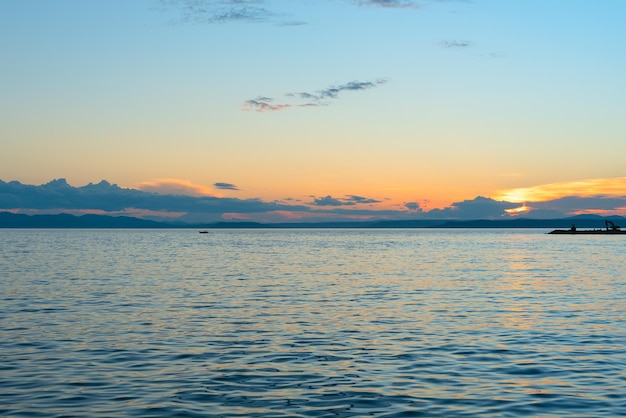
xmin=1 ymin=229 xmax=625 ymax=417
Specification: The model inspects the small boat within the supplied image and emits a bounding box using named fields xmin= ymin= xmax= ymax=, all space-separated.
xmin=548 ymin=220 xmax=626 ymax=235
xmin=198 ymin=230 xmax=209 ymax=234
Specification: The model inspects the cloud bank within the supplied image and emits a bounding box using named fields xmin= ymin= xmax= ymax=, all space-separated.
xmin=0 ymin=179 xmax=300 ymax=222
xmin=2 ymin=177 xmax=626 ymax=223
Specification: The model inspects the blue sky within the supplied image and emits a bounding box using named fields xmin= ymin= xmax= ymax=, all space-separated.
xmin=1 ymin=0 xmax=625 ymax=222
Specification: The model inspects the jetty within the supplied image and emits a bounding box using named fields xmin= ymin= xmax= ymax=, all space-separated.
xmin=548 ymin=220 xmax=626 ymax=235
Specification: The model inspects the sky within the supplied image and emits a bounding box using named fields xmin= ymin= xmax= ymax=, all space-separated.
xmin=1 ymin=0 xmax=626 ymax=222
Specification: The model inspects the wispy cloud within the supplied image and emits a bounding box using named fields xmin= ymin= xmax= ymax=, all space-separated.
xmin=312 ymin=195 xmax=382 ymax=206
xmin=440 ymin=40 xmax=473 ymax=49
xmin=243 ymin=97 xmax=299 ymax=112
xmin=352 ymin=0 xmax=422 ymax=8
xmin=214 ymin=182 xmax=240 ymax=190
xmin=156 ymin=0 xmax=305 ymax=25
xmin=156 ymin=0 xmax=449 ymax=26
xmin=305 ymin=80 xmax=389 ymax=100
xmin=244 ymin=79 xmax=388 ymax=112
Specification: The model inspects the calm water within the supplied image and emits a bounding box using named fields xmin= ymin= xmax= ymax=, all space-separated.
xmin=1 ymin=229 xmax=625 ymax=417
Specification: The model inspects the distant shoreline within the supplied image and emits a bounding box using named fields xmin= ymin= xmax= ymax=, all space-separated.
xmin=1 ymin=212 xmax=624 ymax=230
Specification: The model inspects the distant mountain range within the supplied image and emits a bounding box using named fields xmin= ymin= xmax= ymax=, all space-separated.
xmin=1 ymin=211 xmax=624 ymax=229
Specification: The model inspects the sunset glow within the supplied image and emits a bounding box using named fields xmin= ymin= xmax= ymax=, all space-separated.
xmin=569 ymin=208 xmax=626 ymax=217
xmin=136 ymin=179 xmax=218 ymax=197
xmin=504 ymin=204 xmax=532 ymax=216
xmin=495 ymin=178 xmax=626 ymax=203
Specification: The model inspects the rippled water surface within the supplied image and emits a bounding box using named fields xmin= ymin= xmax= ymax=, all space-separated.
xmin=1 ymin=229 xmax=625 ymax=417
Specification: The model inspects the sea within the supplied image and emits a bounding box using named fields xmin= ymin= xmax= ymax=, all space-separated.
xmin=1 ymin=228 xmax=624 ymax=417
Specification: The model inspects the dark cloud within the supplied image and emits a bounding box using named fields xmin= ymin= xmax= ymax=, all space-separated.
xmin=244 ymin=79 xmax=388 ymax=112
xmin=404 ymin=201 xmax=421 ymax=211
xmin=313 ymin=196 xmax=345 ymax=206
xmin=426 ymin=196 xmax=518 ymax=219
xmin=214 ymin=182 xmax=240 ymax=190
xmin=0 ymin=179 xmax=306 ymax=221
xmin=346 ymin=195 xmax=381 ymax=204
xmin=389 ymin=195 xmax=626 ymax=220
xmin=425 ymin=195 xmax=626 ymax=220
